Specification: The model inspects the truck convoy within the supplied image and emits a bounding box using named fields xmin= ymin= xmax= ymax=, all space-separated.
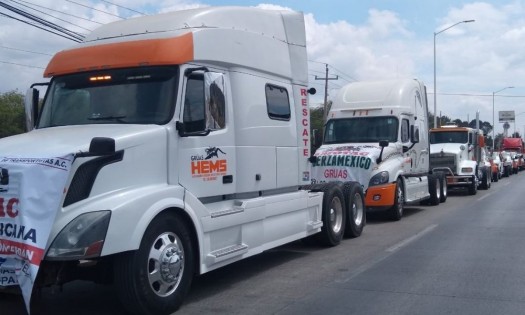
xmin=311 ymin=79 xmax=447 ymax=221
xmin=0 ymin=7 xmax=366 ymax=315
xmin=501 ymin=137 xmax=524 ymax=173
xmin=429 ymin=123 xmax=492 ymax=195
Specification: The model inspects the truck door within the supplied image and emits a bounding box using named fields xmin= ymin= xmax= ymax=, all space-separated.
xmin=411 ymin=89 xmax=429 ymax=173
xmin=177 ymin=69 xmax=236 ymax=198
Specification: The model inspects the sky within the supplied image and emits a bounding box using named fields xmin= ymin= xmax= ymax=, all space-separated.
xmin=1 ymin=0 xmax=525 ymax=136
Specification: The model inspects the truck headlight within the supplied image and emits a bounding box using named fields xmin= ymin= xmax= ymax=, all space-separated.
xmin=461 ymin=167 xmax=473 ymax=173
xmin=46 ymin=211 xmax=111 ymax=260
xmin=369 ymin=171 xmax=389 ymax=186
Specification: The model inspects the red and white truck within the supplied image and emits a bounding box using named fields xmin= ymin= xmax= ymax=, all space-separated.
xmin=502 ymin=137 xmax=524 ymax=172
xmin=0 ymin=7 xmax=365 ymax=314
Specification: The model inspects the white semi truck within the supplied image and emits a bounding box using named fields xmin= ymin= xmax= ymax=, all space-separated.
xmin=429 ymin=123 xmax=492 ymax=195
xmin=311 ymin=79 xmax=447 ymax=221
xmin=0 ymin=7 xmax=365 ymax=314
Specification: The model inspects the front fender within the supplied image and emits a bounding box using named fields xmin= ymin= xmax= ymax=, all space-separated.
xmin=458 ymin=160 xmax=477 ymax=175
xmin=46 ymin=184 xmax=204 ymax=257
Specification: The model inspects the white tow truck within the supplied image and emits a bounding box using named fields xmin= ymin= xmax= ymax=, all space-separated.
xmin=429 ymin=122 xmax=492 ymax=195
xmin=311 ymin=79 xmax=447 ymax=221
xmin=0 ymin=7 xmax=365 ymax=314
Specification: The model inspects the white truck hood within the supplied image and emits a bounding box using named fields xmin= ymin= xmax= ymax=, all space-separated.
xmin=430 ymin=143 xmax=464 ymax=155
xmin=0 ymin=124 xmax=166 ymax=157
xmin=311 ymin=143 xmax=399 ymax=190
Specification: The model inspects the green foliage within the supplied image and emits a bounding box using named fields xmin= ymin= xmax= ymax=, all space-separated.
xmin=0 ymin=90 xmax=26 ymax=138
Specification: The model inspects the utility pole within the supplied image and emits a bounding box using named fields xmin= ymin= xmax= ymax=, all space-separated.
xmin=315 ymin=63 xmax=338 ymax=124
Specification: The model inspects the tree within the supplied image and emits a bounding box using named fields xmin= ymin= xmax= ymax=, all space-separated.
xmin=310 ymin=105 xmax=324 ymax=152
xmin=0 ymin=91 xmax=25 ymax=138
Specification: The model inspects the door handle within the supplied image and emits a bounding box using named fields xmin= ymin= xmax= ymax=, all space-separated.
xmin=223 ymin=175 xmax=233 ymax=184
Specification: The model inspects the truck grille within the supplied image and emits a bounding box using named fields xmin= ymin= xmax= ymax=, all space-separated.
xmin=430 ymin=153 xmax=456 ymax=173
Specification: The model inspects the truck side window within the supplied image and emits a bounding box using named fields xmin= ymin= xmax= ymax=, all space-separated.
xmin=266 ymin=84 xmax=290 ymax=121
xmin=183 ymin=74 xmax=205 ymax=132
xmin=204 ymin=73 xmax=226 ymax=130
xmin=401 ymin=119 xmax=410 ymax=142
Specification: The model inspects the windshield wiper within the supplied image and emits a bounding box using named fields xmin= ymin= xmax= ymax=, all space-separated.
xmin=88 ymin=115 xmax=127 ymax=122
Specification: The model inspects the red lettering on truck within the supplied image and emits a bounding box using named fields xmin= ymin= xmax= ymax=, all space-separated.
xmin=0 ymin=198 xmax=19 ymax=218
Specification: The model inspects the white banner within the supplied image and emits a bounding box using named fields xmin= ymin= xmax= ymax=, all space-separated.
xmin=0 ymin=155 xmax=73 ymax=313
xmin=311 ymin=145 xmax=380 ymax=190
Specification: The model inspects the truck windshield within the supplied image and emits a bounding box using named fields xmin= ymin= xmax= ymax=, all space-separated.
xmin=324 ymin=117 xmax=398 ymax=144
xmin=37 ymin=66 xmax=178 ymax=128
xmin=430 ymin=131 xmax=468 ymax=144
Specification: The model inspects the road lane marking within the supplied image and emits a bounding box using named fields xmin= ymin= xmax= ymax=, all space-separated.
xmin=337 ymin=224 xmax=438 ymax=283
xmin=477 ymin=193 xmax=491 ymax=201
xmin=386 ymin=224 xmax=438 ymax=252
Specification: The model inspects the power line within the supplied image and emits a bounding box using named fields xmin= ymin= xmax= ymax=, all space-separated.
xmin=328 ymin=64 xmax=358 ymax=82
xmin=13 ymin=0 xmax=103 ymax=25
xmin=7 ymin=0 xmax=92 ymax=32
xmin=0 ymin=1 xmax=85 ymax=41
xmin=0 ymin=45 xmax=52 ymax=56
xmin=0 ymin=11 xmax=82 ymax=42
xmin=66 ymin=0 xmax=123 ymax=19
xmin=99 ymin=0 xmax=145 ymax=16
xmin=429 ymin=92 xmax=525 ymax=98
xmin=0 ymin=60 xmax=45 ymax=69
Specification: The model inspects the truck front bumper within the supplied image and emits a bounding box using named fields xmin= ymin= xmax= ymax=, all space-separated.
xmin=365 ymin=183 xmax=396 ymax=208
xmin=446 ymin=175 xmax=475 ymax=187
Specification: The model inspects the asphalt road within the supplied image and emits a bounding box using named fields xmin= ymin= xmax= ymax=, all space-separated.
xmin=3 ymin=172 xmax=525 ymax=315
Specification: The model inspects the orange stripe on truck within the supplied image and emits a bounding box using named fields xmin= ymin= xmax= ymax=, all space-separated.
xmin=44 ymin=32 xmax=194 ymax=77
xmin=365 ymin=182 xmax=396 ymax=207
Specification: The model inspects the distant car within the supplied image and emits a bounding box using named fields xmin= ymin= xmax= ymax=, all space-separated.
xmin=489 ymin=152 xmax=503 ymax=181
xmin=501 ymin=151 xmax=513 ymax=177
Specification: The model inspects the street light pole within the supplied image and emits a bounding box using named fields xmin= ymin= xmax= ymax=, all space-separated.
xmin=433 ymin=19 xmax=475 ymax=128
xmin=492 ymin=86 xmax=514 ymax=152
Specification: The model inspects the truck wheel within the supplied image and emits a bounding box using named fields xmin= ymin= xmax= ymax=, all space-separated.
xmin=342 ymin=182 xmax=365 ymax=238
xmin=438 ymin=173 xmax=447 ymax=203
xmin=468 ymin=175 xmax=477 ymax=195
xmin=504 ymin=166 xmax=510 ymax=177
xmin=114 ymin=213 xmax=195 ymax=315
xmin=427 ymin=174 xmax=440 ymax=206
xmin=480 ymin=170 xmax=489 ymax=190
xmin=317 ymin=182 xmax=346 ymax=246
xmin=387 ymin=179 xmax=404 ymax=221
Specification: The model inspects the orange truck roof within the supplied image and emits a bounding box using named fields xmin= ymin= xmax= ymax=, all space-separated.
xmin=44 ymin=32 xmax=194 ymax=78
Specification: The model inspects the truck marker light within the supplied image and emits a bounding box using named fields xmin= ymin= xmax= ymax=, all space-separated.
xmin=89 ymin=75 xmax=111 ymax=81
xmin=373 ymin=195 xmax=381 ymax=201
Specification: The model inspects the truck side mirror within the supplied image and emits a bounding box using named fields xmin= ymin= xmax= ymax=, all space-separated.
xmin=377 ymin=140 xmax=389 ymax=164
xmin=75 ymin=137 xmax=116 ymax=157
xmin=410 ymin=125 xmax=419 ymax=143
xmin=24 ymin=88 xmax=39 ymax=131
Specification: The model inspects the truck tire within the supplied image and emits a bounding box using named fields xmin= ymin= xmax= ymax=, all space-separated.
xmin=316 ymin=182 xmax=346 ymax=246
xmin=387 ymin=178 xmax=404 ymax=221
xmin=427 ymin=174 xmax=440 ymax=206
xmin=114 ymin=213 xmax=195 ymax=315
xmin=493 ymin=171 xmax=499 ymax=182
xmin=480 ymin=169 xmax=489 ymax=190
xmin=468 ymin=175 xmax=477 ymax=195
xmin=438 ymin=173 xmax=447 ymax=203
xmin=342 ymin=182 xmax=365 ymax=238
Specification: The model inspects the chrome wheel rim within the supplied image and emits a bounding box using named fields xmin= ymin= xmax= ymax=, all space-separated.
xmin=352 ymin=193 xmax=364 ymax=226
xmin=330 ymin=196 xmax=344 ymax=234
xmin=148 ymin=232 xmax=184 ymax=297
